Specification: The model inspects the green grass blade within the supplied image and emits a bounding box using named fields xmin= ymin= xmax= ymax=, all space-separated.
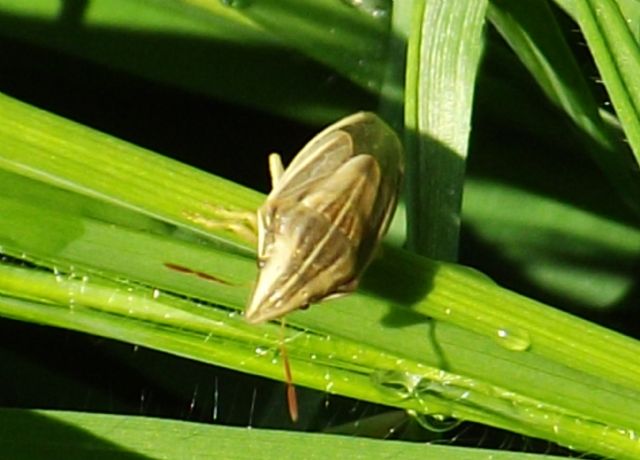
xmin=0 ymin=409 xmax=567 ymax=460
xmin=489 ymin=0 xmax=640 ymax=215
xmin=2 ymin=91 xmax=640 ymax=457
xmin=224 ymin=0 xmax=391 ymax=93
xmin=404 ymin=0 xmax=488 ymax=260
xmin=574 ymin=0 xmax=640 ymax=167
xmin=464 ymin=177 xmax=640 ymax=308
xmin=0 ymin=92 xmax=259 ymax=255
xmin=0 ymin=0 xmax=375 ymax=123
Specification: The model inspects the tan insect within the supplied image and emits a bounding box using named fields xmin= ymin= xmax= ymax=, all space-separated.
xmin=245 ymin=111 xmax=403 ymax=421
xmin=246 ymin=111 xmax=404 ymax=322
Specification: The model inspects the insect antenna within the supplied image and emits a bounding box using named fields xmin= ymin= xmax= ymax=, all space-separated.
xmin=280 ymin=318 xmax=299 ymax=423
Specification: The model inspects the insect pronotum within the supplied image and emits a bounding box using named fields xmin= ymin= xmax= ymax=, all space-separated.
xmin=245 ymin=111 xmax=404 ymax=420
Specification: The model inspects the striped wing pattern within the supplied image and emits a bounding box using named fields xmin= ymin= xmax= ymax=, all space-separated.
xmin=246 ymin=112 xmax=403 ymax=324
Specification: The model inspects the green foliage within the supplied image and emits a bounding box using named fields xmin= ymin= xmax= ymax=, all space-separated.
xmin=0 ymin=0 xmax=639 ymax=458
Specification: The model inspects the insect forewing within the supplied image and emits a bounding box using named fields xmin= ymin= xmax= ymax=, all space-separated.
xmin=246 ymin=112 xmax=403 ymax=324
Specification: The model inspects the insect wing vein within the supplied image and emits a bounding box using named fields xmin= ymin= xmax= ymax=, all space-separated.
xmin=270 ymin=130 xmax=354 ymax=200
xmin=301 ymin=154 xmax=381 ymax=244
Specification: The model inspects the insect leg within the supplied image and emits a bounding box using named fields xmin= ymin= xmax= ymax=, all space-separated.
xmin=268 ymin=153 xmax=285 ymax=188
xmin=182 ymin=205 xmax=258 ymax=245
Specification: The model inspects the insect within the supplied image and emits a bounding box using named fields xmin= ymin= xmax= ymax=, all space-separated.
xmin=245 ymin=111 xmax=403 ymax=421
xmin=245 ymin=111 xmax=404 ymax=324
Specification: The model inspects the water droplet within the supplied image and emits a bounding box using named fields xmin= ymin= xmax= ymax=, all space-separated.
xmin=495 ymin=327 xmax=531 ymax=351
xmin=370 ymin=8 xmax=388 ymax=18
xmin=219 ymin=0 xmax=251 ymax=9
xmin=370 ymin=370 xmax=419 ymax=400
xmin=255 ymin=346 xmax=268 ymax=356
xmin=412 ymin=412 xmax=461 ymax=432
xmin=341 ymin=0 xmax=390 ymax=19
